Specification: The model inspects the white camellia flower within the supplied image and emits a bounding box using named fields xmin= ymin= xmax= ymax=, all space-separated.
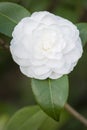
xmin=10 ymin=11 xmax=83 ymax=80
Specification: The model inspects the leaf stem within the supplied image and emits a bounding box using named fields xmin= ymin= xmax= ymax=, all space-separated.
xmin=64 ymin=103 xmax=87 ymax=127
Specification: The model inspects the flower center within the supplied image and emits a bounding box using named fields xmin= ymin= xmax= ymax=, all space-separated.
xmin=42 ymin=41 xmax=52 ymax=51
xmin=40 ymin=29 xmax=56 ymax=52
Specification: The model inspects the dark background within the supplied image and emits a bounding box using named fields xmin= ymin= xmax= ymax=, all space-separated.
xmin=0 ymin=0 xmax=87 ymax=129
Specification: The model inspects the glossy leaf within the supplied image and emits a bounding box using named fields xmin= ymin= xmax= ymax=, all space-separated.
xmin=0 ymin=2 xmax=30 ymax=37
xmin=32 ymin=75 xmax=69 ymax=121
xmin=5 ymin=106 xmax=47 ymax=130
xmin=76 ymin=23 xmax=87 ymax=47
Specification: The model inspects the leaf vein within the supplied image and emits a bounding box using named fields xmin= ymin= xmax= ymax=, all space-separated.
xmin=48 ymin=79 xmax=57 ymax=120
xmin=0 ymin=11 xmax=17 ymax=24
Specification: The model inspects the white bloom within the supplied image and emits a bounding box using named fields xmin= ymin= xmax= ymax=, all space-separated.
xmin=10 ymin=11 xmax=83 ymax=80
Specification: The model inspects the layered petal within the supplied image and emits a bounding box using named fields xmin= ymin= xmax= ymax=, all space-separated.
xmin=10 ymin=11 xmax=83 ymax=80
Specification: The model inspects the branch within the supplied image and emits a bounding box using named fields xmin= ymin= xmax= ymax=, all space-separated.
xmin=0 ymin=38 xmax=9 ymax=50
xmin=64 ymin=103 xmax=87 ymax=127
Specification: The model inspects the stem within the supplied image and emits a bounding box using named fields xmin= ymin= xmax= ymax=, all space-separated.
xmin=64 ymin=103 xmax=87 ymax=127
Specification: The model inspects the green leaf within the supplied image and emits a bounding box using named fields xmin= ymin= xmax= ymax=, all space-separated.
xmin=0 ymin=2 xmax=30 ymax=37
xmin=76 ymin=23 xmax=87 ymax=47
xmin=32 ymin=75 xmax=69 ymax=121
xmin=0 ymin=115 xmax=9 ymax=130
xmin=39 ymin=109 xmax=70 ymax=130
xmin=5 ymin=106 xmax=47 ymax=130
xmin=38 ymin=116 xmax=58 ymax=130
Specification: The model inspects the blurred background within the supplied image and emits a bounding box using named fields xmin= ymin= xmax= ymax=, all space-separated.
xmin=0 ymin=0 xmax=87 ymax=130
